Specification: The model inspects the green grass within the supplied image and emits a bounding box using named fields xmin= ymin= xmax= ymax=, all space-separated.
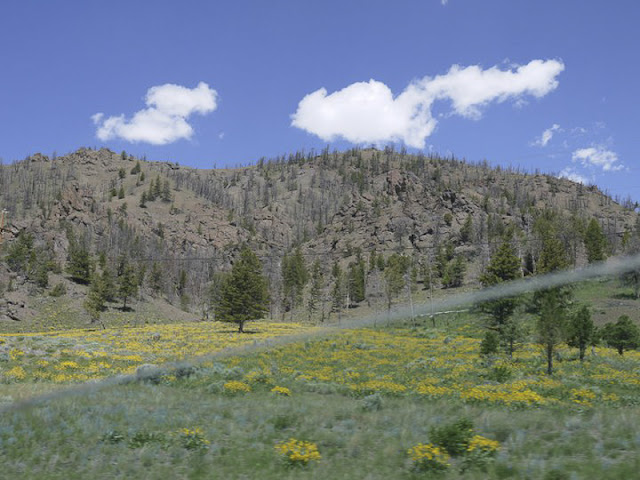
xmin=1 ymin=277 xmax=639 ymax=478
xmin=2 ymin=381 xmax=640 ymax=479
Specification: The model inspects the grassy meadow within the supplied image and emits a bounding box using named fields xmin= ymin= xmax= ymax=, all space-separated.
xmin=1 ymin=303 xmax=640 ymax=479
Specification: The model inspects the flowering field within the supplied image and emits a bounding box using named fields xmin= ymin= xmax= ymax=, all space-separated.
xmin=2 ymin=320 xmax=640 ymax=478
xmin=2 ymin=320 xmax=640 ymax=410
xmin=217 ymin=326 xmax=640 ymax=410
xmin=0 ymin=321 xmax=311 ymax=383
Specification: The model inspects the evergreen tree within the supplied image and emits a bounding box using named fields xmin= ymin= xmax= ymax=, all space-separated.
xmin=477 ymin=240 xmax=522 ymax=358
xmin=330 ymin=262 xmax=345 ymax=316
xmin=6 ymin=231 xmax=34 ymax=274
xmin=442 ymin=255 xmax=466 ymax=288
xmin=566 ymin=305 xmax=595 ymax=362
xmin=117 ymin=260 xmax=138 ymax=310
xmin=584 ymin=218 xmax=607 ymax=263
xmin=161 ymin=179 xmax=172 ymax=202
xmin=534 ymin=220 xmax=572 ymax=375
xmin=384 ymin=254 xmax=409 ymax=312
xmin=621 ymin=224 xmax=640 ymax=298
xmin=207 ymin=272 xmax=227 ymax=320
xmin=84 ymin=273 xmax=106 ymax=325
xmin=100 ymin=266 xmax=117 ymax=302
xmin=177 ymin=269 xmax=187 ymax=298
xmin=307 ymin=260 xmax=324 ymax=321
xmin=66 ymin=229 xmax=92 ymax=284
xmin=153 ymin=175 xmax=162 ymax=199
xmin=601 ymin=315 xmax=640 ymax=355
xmin=149 ymin=262 xmax=163 ymax=295
xmin=460 ymin=214 xmax=473 ymax=243
xmin=147 ymin=179 xmax=156 ymax=201
xmin=281 ymin=248 xmax=308 ymax=314
xmin=216 ymin=246 xmax=269 ymax=333
xmin=347 ymin=255 xmax=366 ymax=305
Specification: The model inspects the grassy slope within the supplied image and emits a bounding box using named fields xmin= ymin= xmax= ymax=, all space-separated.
xmin=2 ymin=383 xmax=640 ymax=479
xmin=1 ymin=278 xmax=639 ymax=479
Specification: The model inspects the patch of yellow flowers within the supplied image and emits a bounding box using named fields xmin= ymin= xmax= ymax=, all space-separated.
xmin=467 ymin=435 xmax=500 ymax=454
xmin=275 ymin=438 xmax=321 ymax=466
xmin=271 ymin=386 xmax=291 ymax=396
xmin=407 ymin=443 xmax=450 ymax=472
xmin=223 ymin=381 xmax=251 ymax=394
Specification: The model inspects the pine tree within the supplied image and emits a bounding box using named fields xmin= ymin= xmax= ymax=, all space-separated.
xmin=149 ymin=262 xmax=163 ymax=295
xmin=330 ymin=262 xmax=345 ymax=316
xmin=621 ymin=223 xmax=640 ymax=298
xmin=153 ymin=175 xmax=162 ymax=199
xmin=460 ymin=214 xmax=474 ymax=243
xmin=584 ymin=218 xmax=607 ymax=263
xmin=216 ymin=246 xmax=269 ymax=333
xmin=602 ymin=315 xmax=640 ymax=355
xmin=281 ymin=248 xmax=308 ymax=314
xmin=347 ymin=255 xmax=366 ymax=305
xmin=534 ymin=220 xmax=572 ymax=375
xmin=566 ymin=305 xmax=595 ymax=362
xmin=308 ymin=260 xmax=324 ymax=321
xmin=84 ymin=274 xmax=106 ymax=325
xmin=66 ymin=229 xmax=92 ymax=284
xmin=477 ymin=240 xmax=522 ymax=358
xmin=384 ymin=254 xmax=409 ymax=312
xmin=147 ymin=179 xmax=156 ymax=201
xmin=442 ymin=255 xmax=466 ymax=288
xmin=161 ymin=179 xmax=171 ymax=202
xmin=117 ymin=259 xmax=138 ymax=310
xmin=100 ymin=266 xmax=117 ymax=302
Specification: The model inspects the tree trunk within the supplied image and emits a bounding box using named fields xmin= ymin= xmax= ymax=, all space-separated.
xmin=238 ymin=321 xmax=244 ymax=333
xmin=579 ymin=345 xmax=585 ymax=362
xmin=546 ymin=344 xmax=553 ymax=375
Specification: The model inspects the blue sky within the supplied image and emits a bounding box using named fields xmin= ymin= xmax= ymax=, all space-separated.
xmin=1 ymin=1 xmax=638 ymax=202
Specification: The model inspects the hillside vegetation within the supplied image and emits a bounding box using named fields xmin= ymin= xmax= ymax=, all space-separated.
xmin=1 ymin=147 xmax=637 ymax=328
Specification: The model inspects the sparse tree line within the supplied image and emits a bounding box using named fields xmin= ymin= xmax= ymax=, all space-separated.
xmin=476 ymin=212 xmax=640 ymax=375
xmin=1 ymin=148 xmax=639 ymax=354
xmin=2 ymin=208 xmax=639 ymax=329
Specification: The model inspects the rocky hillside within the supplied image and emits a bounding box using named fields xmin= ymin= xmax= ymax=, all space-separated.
xmin=1 ymin=146 xmax=637 ymax=325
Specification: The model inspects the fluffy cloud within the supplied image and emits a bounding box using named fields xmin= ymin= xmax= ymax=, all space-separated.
xmin=93 ymin=82 xmax=217 ymax=145
xmin=291 ymin=59 xmax=564 ymax=148
xmin=558 ymin=167 xmax=589 ymax=185
xmin=532 ymin=123 xmax=561 ymax=147
xmin=572 ymin=146 xmax=622 ymax=172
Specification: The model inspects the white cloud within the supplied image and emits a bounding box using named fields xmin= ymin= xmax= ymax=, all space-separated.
xmin=558 ymin=167 xmax=589 ymax=185
xmin=572 ymin=146 xmax=622 ymax=172
xmin=93 ymin=82 xmax=218 ymax=145
xmin=532 ymin=123 xmax=561 ymax=147
xmin=291 ymin=59 xmax=564 ymax=148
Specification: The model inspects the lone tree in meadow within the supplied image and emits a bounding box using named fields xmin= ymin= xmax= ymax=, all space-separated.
xmin=566 ymin=305 xmax=595 ymax=362
xmin=601 ymin=315 xmax=640 ymax=355
xmin=216 ymin=245 xmax=269 ymax=333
